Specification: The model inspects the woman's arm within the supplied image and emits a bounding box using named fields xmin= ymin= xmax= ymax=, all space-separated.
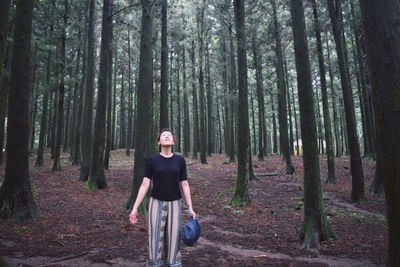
xmin=129 ymin=177 xmax=151 ymax=224
xmin=181 ymin=180 xmax=196 ymax=219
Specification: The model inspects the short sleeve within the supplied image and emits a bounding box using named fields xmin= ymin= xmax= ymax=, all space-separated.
xmin=144 ymin=156 xmax=153 ymax=179
xmin=179 ymin=157 xmax=188 ymax=181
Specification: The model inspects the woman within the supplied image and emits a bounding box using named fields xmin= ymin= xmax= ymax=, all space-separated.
xmin=130 ymin=128 xmax=196 ymax=267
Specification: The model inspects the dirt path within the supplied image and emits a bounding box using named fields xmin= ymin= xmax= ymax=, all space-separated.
xmin=0 ymin=151 xmax=387 ymax=266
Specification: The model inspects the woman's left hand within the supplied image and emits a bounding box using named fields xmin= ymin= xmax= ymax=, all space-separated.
xmin=189 ymin=207 xmax=196 ymax=219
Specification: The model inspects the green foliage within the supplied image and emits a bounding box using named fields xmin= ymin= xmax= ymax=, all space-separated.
xmin=232 ymin=209 xmax=244 ymax=215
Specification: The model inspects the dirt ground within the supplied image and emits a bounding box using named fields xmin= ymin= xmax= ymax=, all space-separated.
xmin=0 ymin=149 xmax=387 ymax=266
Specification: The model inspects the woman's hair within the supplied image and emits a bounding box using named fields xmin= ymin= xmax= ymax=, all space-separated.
xmin=157 ymin=128 xmax=178 ymax=145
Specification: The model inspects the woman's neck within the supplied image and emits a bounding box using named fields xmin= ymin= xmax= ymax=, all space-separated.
xmin=160 ymin=146 xmax=173 ymax=157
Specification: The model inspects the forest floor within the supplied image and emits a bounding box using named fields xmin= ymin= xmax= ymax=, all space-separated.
xmin=0 ymin=149 xmax=387 ymax=266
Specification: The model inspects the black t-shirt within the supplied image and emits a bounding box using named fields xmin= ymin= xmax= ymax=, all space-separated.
xmin=144 ymin=153 xmax=188 ymax=201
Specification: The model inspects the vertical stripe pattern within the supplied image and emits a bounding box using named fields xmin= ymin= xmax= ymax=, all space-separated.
xmin=148 ymin=197 xmax=182 ymax=267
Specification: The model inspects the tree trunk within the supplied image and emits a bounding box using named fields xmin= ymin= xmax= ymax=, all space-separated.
xmin=230 ymin=0 xmax=250 ymax=207
xmin=35 ymin=47 xmax=52 ymax=167
xmin=271 ymin=101 xmax=278 ymax=154
xmin=52 ymin=0 xmax=68 ymax=172
xmin=72 ymin=16 xmax=87 ymax=166
xmin=0 ymin=0 xmax=10 ymax=165
xmin=350 ymin=1 xmax=375 ymax=159
xmin=63 ymin=68 xmax=72 ymax=153
xmin=360 ymin=1 xmax=400 ymax=264
xmin=120 ymin=69 xmax=126 ymax=148
xmin=87 ymin=0 xmax=113 ymax=190
xmin=327 ymin=0 xmax=365 ymax=202
xmin=252 ymin=36 xmax=264 ymax=161
xmin=104 ymin=39 xmax=113 ymax=170
xmin=0 ymin=0 xmax=39 ymax=221
xmin=289 ymin=0 xmax=336 ymax=248
xmin=325 ymin=32 xmax=341 ymax=157
xmin=176 ymin=46 xmax=181 ymax=152
xmin=291 ymin=85 xmax=300 ymax=155
xmin=69 ymin=37 xmax=82 ymax=162
xmin=159 ymin=0 xmax=169 ymax=130
xmin=182 ymin=47 xmax=190 ymax=157
xmin=311 ymin=0 xmax=336 ymax=184
xmin=191 ymin=40 xmax=199 ymax=160
xmin=126 ymin=27 xmax=133 ymax=156
xmin=272 ymin=0 xmax=294 ymax=174
xmin=197 ymin=2 xmax=207 ymax=164
xmin=111 ymin=53 xmax=117 ymax=150
xmin=228 ymin=24 xmax=236 ymax=162
xmin=284 ymin=58 xmax=294 ymax=156
xmin=126 ymin=0 xmax=155 ymax=212
xmin=169 ymin=50 xmax=174 ymax=134
xmin=206 ymin=39 xmax=213 ymax=156
xmin=250 ymin=93 xmax=257 ymax=156
xmin=79 ymin=0 xmax=95 ymax=181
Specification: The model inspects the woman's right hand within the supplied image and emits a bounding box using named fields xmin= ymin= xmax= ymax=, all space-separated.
xmin=129 ymin=208 xmax=138 ymax=224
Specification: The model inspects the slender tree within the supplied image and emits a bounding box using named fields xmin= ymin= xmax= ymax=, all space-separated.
xmin=360 ymin=1 xmax=400 ymax=264
xmin=52 ymin=0 xmax=68 ymax=171
xmin=126 ymin=0 xmax=156 ymax=212
xmin=191 ymin=39 xmax=199 ymax=160
xmin=206 ymin=38 xmax=213 ymax=156
xmin=311 ymin=0 xmax=336 ymax=184
xmin=104 ymin=37 xmax=113 ymax=170
xmin=197 ymin=1 xmax=207 ymax=164
xmin=272 ymin=0 xmax=294 ymax=174
xmin=289 ymin=0 xmax=337 ymax=248
xmin=126 ymin=27 xmax=133 ymax=156
xmin=0 ymin=0 xmax=11 ymax=164
xmin=35 ymin=26 xmax=53 ymax=167
xmin=252 ymin=35 xmax=265 ymax=161
xmin=0 ymin=0 xmax=39 ymax=221
xmin=160 ymin=0 xmax=169 ymax=130
xmin=325 ymin=32 xmax=341 ymax=157
xmin=327 ymin=0 xmax=365 ymax=202
xmin=72 ymin=19 xmax=88 ymax=166
xmin=231 ymin=0 xmax=250 ymax=207
xmin=69 ymin=32 xmax=82 ymax=162
xmin=182 ymin=47 xmax=190 ymax=157
xmin=79 ymin=0 xmax=96 ymax=181
xmin=87 ymin=0 xmax=113 ymax=190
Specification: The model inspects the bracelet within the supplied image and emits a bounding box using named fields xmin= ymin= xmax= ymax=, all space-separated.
xmin=187 ymin=204 xmax=192 ymax=207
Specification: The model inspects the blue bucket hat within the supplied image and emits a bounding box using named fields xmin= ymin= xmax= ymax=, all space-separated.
xmin=182 ymin=218 xmax=201 ymax=246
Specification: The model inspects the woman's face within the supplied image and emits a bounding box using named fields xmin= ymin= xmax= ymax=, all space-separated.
xmin=158 ymin=131 xmax=175 ymax=146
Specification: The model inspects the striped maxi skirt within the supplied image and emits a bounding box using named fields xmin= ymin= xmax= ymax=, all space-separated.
xmin=148 ymin=197 xmax=182 ymax=267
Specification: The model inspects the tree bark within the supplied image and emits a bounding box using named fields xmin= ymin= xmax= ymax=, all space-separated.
xmin=79 ymin=0 xmax=96 ymax=181
xmin=191 ymin=40 xmax=199 ymax=160
xmin=0 ymin=0 xmax=39 ymax=221
xmin=290 ymin=0 xmax=337 ymax=248
xmin=360 ymin=1 xmax=400 ymax=264
xmin=252 ymin=36 xmax=264 ymax=161
xmin=69 ymin=35 xmax=82 ymax=162
xmin=104 ymin=37 xmax=113 ymax=170
xmin=182 ymin=47 xmax=190 ymax=157
xmin=87 ymin=0 xmax=113 ymax=190
xmin=126 ymin=27 xmax=133 ymax=156
xmin=52 ymin=0 xmax=68 ymax=172
xmin=126 ymin=0 xmax=155 ymax=212
xmin=197 ymin=2 xmax=207 ymax=164
xmin=35 ymin=48 xmax=52 ymax=167
xmin=311 ymin=0 xmax=336 ymax=184
xmin=327 ymin=0 xmax=365 ymax=202
xmin=159 ymin=0 xmax=169 ymax=130
xmin=0 ymin=0 xmax=11 ymax=164
xmin=272 ymin=0 xmax=294 ymax=174
xmin=230 ymin=0 xmax=250 ymax=207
